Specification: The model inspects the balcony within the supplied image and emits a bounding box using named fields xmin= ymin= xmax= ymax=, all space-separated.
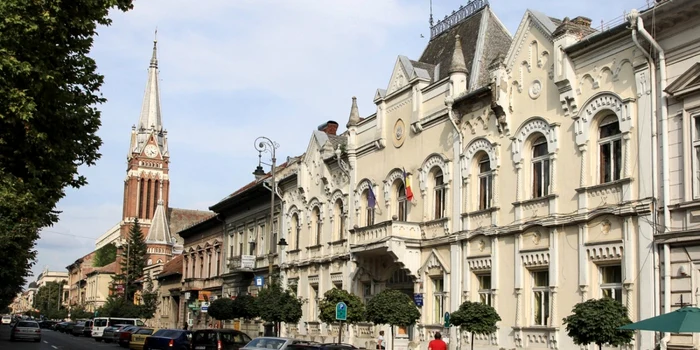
xmin=227 ymin=254 xmax=279 ymax=272
xmin=182 ymin=277 xmax=223 ymax=291
xmin=350 ymin=220 xmax=422 ymax=246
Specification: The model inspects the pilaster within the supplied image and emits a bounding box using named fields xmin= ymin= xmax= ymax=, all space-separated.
xmin=578 ymin=223 xmax=588 ymax=300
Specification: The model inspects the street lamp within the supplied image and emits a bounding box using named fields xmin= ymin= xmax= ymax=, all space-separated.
xmin=253 ymin=137 xmax=288 ymax=282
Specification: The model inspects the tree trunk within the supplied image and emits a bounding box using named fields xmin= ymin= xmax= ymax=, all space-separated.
xmin=598 ymin=343 xmax=602 ymax=350
xmin=391 ymin=326 xmax=395 ymax=350
xmin=471 ymin=332 xmax=474 ymax=350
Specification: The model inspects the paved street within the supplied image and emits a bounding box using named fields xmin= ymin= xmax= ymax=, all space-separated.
xmin=0 ymin=324 xmax=120 ymax=350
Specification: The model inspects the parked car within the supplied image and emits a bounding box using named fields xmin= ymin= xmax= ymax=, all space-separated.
xmin=9 ymin=320 xmax=41 ymax=342
xmin=130 ymin=327 xmax=160 ymax=350
xmin=119 ymin=325 xmax=141 ymax=348
xmin=1 ymin=315 xmax=11 ymax=325
xmin=103 ymin=324 xmax=130 ymax=343
xmin=38 ymin=320 xmax=57 ymax=329
xmin=191 ymin=329 xmax=253 ymax=350
xmin=83 ymin=320 xmax=94 ymax=337
xmin=142 ymin=329 xmax=191 ymax=350
xmin=72 ymin=321 xmax=87 ymax=336
xmin=241 ymin=337 xmax=315 ymax=350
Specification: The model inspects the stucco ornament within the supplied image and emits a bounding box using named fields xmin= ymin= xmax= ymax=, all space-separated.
xmin=418 ymin=154 xmax=450 ymax=197
xmin=461 ymin=138 xmax=499 ymax=180
xmin=510 ymin=117 xmax=558 ymax=164
xmin=393 ymin=119 xmax=407 ymax=148
xmin=574 ymin=92 xmax=633 ymax=146
xmin=601 ymin=220 xmax=611 ymax=235
xmin=529 ymin=79 xmax=542 ymax=99
xmin=531 ymin=231 xmax=541 ymax=245
xmin=478 ymin=239 xmax=486 ymax=252
xmin=383 ymin=169 xmax=405 ymax=207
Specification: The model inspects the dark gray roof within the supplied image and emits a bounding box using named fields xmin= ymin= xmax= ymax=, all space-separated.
xmin=327 ymin=134 xmax=347 ymax=149
xmin=410 ymin=60 xmax=436 ymax=80
xmin=418 ymin=5 xmax=512 ymax=88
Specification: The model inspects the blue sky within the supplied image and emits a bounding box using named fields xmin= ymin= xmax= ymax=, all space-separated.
xmin=30 ymin=0 xmax=647 ymax=282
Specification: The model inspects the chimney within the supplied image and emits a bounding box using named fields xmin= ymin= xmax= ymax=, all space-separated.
xmin=318 ymin=120 xmax=339 ymax=136
xmin=571 ymin=16 xmax=592 ymax=27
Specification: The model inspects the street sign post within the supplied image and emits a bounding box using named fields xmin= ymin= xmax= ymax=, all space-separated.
xmin=255 ymin=276 xmax=265 ymax=287
xmin=335 ymin=302 xmax=348 ymax=344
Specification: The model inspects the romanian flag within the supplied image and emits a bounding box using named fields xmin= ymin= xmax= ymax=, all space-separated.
xmin=403 ymin=168 xmax=414 ymax=201
xmin=368 ymin=185 xmax=376 ymax=209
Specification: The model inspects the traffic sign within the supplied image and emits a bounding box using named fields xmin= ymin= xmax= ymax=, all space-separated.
xmin=255 ymin=276 xmax=265 ymax=287
xmin=201 ymin=302 xmax=210 ymax=313
xmin=335 ymin=301 xmax=347 ymax=321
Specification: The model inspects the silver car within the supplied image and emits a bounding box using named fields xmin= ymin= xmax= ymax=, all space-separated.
xmin=242 ymin=337 xmax=316 ymax=350
xmin=10 ymin=320 xmax=41 ymax=342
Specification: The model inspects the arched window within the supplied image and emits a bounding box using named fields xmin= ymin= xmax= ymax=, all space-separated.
xmin=397 ymin=182 xmax=408 ymax=221
xmin=478 ymin=154 xmax=493 ymax=210
xmin=291 ymin=213 xmax=300 ymax=250
xmin=363 ymin=189 xmax=375 ymax=226
xmin=312 ymin=207 xmax=322 ymax=245
xmin=532 ymin=136 xmax=550 ymax=198
xmin=598 ymin=116 xmax=622 ymax=184
xmin=433 ymin=169 xmax=446 ymax=219
xmin=334 ymin=199 xmax=345 ymax=241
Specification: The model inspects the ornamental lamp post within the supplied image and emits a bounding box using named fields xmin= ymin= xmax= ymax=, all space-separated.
xmin=253 ymin=137 xmax=288 ymax=285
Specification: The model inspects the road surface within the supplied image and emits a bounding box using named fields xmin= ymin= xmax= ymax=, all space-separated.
xmin=0 ymin=324 xmax=121 ymax=350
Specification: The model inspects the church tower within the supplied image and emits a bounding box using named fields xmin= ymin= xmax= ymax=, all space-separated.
xmin=120 ymin=37 xmax=173 ymax=261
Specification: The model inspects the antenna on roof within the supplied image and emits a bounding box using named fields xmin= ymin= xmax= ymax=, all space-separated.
xmin=429 ymin=0 xmax=434 ymax=27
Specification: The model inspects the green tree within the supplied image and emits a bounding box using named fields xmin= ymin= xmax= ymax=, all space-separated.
xmin=366 ymin=289 xmax=420 ymax=350
xmin=93 ymin=243 xmax=117 ymax=268
xmin=232 ymin=294 xmax=258 ymax=320
xmin=208 ymin=298 xmax=235 ymax=321
xmin=450 ymin=301 xmax=501 ymax=350
xmin=563 ymin=298 xmax=634 ymax=350
xmin=69 ymin=305 xmax=93 ymax=320
xmin=0 ymin=0 xmax=134 ymax=309
xmin=33 ymin=281 xmax=65 ymax=318
xmin=139 ymin=276 xmax=159 ymax=320
xmin=318 ymin=288 xmax=365 ymax=325
xmin=255 ymin=279 xmax=304 ymax=337
xmin=112 ymin=218 xmax=147 ymax=302
xmin=96 ymin=297 xmax=141 ymax=318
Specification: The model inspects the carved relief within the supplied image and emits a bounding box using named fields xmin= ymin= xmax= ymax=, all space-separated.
xmin=418 ymin=154 xmax=450 ymax=197
xmin=511 ymin=117 xmax=558 ymax=164
xmin=462 ymin=138 xmax=498 ymax=179
xmin=529 ymin=79 xmax=542 ymax=99
xmin=393 ymin=119 xmax=407 ymax=148
xmin=354 ymin=179 xmax=375 ymax=212
xmin=574 ymin=92 xmax=632 ymax=146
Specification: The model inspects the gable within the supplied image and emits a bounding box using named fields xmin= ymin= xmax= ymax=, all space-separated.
xmin=419 ymin=248 xmax=450 ymax=275
xmin=505 ymin=10 xmax=557 ymax=72
xmin=386 ymin=56 xmax=414 ymax=95
xmin=666 ymin=62 xmax=700 ymax=98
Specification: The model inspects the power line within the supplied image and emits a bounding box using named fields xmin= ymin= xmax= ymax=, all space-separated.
xmin=40 ymin=230 xmax=97 ymax=241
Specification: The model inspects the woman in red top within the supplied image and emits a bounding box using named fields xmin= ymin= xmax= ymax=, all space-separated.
xmin=428 ymin=332 xmax=447 ymax=350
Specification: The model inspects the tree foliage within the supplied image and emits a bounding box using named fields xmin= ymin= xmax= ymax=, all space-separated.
xmin=208 ymin=298 xmax=236 ymax=321
xmin=0 ymin=0 xmax=134 ymax=309
xmin=97 ymin=297 xmax=141 ymax=318
xmin=450 ymin=301 xmax=501 ymax=350
xmin=366 ymin=289 xmax=420 ymax=350
xmin=255 ymin=278 xmax=304 ymax=336
xmin=563 ymin=298 xmax=634 ymax=350
xmin=112 ymin=219 xmax=147 ymax=301
xmin=93 ymin=243 xmax=117 ymax=268
xmin=69 ymin=305 xmax=93 ymax=320
xmin=318 ymin=288 xmax=365 ymax=325
xmin=139 ymin=276 xmax=159 ymax=320
xmin=232 ymin=295 xmax=258 ymax=320
xmin=33 ymin=282 xmax=64 ymax=315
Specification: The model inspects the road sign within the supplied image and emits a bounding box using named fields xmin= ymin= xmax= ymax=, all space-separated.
xmin=255 ymin=276 xmax=265 ymax=287
xmin=201 ymin=302 xmax=210 ymax=313
xmin=413 ymin=293 xmax=424 ymax=307
xmin=444 ymin=312 xmax=450 ymax=327
xmin=336 ymin=301 xmax=347 ymax=321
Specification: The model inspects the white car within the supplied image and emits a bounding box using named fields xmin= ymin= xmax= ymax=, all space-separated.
xmin=1 ymin=315 xmax=12 ymax=325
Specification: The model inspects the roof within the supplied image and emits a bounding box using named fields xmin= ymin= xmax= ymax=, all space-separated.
xmin=167 ymin=208 xmax=215 ymax=237
xmin=146 ymin=185 xmax=172 ymax=244
xmin=157 ymin=255 xmax=183 ymax=279
xmin=419 ymin=5 xmax=512 ymax=88
xmin=87 ymin=261 xmax=118 ymax=276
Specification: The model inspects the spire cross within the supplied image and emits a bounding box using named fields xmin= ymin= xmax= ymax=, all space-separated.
xmin=154 ymin=27 xmax=158 ymax=43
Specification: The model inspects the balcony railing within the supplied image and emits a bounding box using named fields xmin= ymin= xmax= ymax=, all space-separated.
xmin=350 ymin=220 xmax=422 ymax=245
xmin=182 ymin=277 xmax=223 ymax=291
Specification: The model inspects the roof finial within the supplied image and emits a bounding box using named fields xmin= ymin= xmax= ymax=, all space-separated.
xmin=158 ymin=181 xmax=164 ymax=205
xmin=449 ymin=34 xmax=469 ymax=75
xmin=150 ymin=28 xmax=158 ymax=69
xmin=429 ymin=0 xmax=434 ymax=27
xmin=347 ymin=96 xmax=361 ymax=128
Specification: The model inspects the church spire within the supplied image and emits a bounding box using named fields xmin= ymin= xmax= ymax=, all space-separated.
xmin=138 ymin=31 xmax=163 ymax=132
xmin=146 ymin=182 xmax=172 ymax=245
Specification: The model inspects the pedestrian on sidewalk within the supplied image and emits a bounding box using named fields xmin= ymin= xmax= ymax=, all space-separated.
xmin=376 ymin=330 xmax=385 ymax=349
xmin=428 ymin=332 xmax=447 ymax=350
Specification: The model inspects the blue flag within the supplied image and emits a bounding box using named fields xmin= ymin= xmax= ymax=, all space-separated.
xmin=368 ymin=185 xmax=376 ymax=209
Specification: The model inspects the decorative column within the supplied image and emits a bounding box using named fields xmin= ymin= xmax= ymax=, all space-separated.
xmin=577 ymin=144 xmax=588 ymax=213
xmin=491 ymin=236 xmax=500 ymax=346
xmin=514 ymin=234 xmax=523 ymax=326
xmin=514 ymin=163 xmax=523 ymax=221
xmin=462 ymin=240 xmax=471 ymax=303
xmin=578 ymin=224 xmax=588 ymax=301
xmin=135 ymin=176 xmax=142 ymax=219
xmin=549 ymin=228 xmax=559 ymax=327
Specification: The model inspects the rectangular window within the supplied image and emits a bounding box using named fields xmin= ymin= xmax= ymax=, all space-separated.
xmin=258 ymin=224 xmax=265 ymax=255
xmin=238 ymin=232 xmax=244 ymax=256
xmin=478 ymin=274 xmax=493 ymax=306
xmin=207 ymin=253 xmax=212 ymax=278
xmin=271 ymin=220 xmax=278 ymax=254
xmin=532 ymin=270 xmax=550 ymax=326
xmin=366 ymin=207 xmax=375 ymax=226
xmin=398 ymin=198 xmax=408 ymax=221
xmin=478 ymin=159 xmax=493 ymax=210
xmin=532 ymin=158 xmax=550 ymax=198
xmin=311 ymin=285 xmax=320 ymax=320
xmin=599 ymin=119 xmax=623 ymax=184
xmin=363 ymin=283 xmax=372 ymax=304
xmin=432 ymin=278 xmax=444 ymax=324
xmin=434 ymin=173 xmax=446 ymax=219
xmin=600 ymin=265 xmax=623 ymax=303
xmin=316 ymin=219 xmax=322 ymax=245
xmin=694 ymin=116 xmax=700 ymax=198
xmin=249 ymin=242 xmax=256 ymax=256
xmin=229 ymin=234 xmax=234 ymax=259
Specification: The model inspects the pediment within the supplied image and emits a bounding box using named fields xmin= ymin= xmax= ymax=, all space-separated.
xmin=386 ymin=56 xmax=416 ymax=95
xmin=666 ymin=62 xmax=700 ymax=98
xmin=505 ymin=10 xmax=557 ymax=71
xmin=419 ymin=248 xmax=450 ymax=275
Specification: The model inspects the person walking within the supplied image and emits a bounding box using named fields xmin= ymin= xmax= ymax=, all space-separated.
xmin=377 ymin=330 xmax=385 ymax=349
xmin=428 ymin=332 xmax=447 ymax=350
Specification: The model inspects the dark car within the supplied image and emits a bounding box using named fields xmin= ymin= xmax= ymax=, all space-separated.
xmin=82 ymin=320 xmax=93 ymax=337
xmin=38 ymin=320 xmax=57 ymax=329
xmin=118 ymin=325 xmax=141 ymax=348
xmin=143 ymin=329 xmax=191 ymax=350
xmin=191 ymin=329 xmax=252 ymax=350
